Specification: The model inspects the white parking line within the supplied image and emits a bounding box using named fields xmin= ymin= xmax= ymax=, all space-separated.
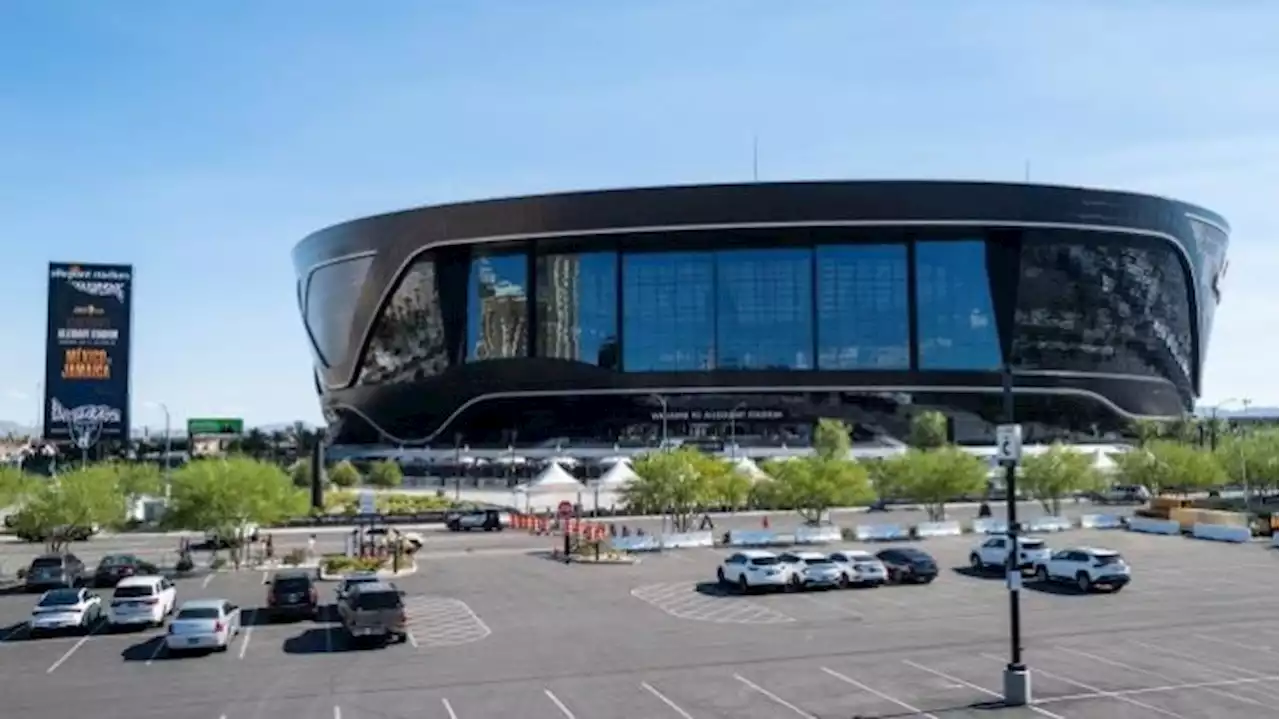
xmin=238 ymin=625 xmax=253 ymax=659
xmin=543 ymin=689 xmax=577 ymax=718
xmin=1190 ymin=632 xmax=1278 ymax=655
xmin=261 ymin=570 xmax=269 ymax=584
xmin=406 ymin=630 xmax=418 ymax=648
xmin=333 ymin=705 xmax=341 ymax=719
xmin=1037 ymin=676 xmax=1280 ymax=705
xmin=1126 ymin=639 xmax=1277 ymax=684
xmin=47 ymin=631 xmax=96 ymax=674
xmin=0 ymin=624 xmax=27 ymax=644
xmin=441 ymin=697 xmax=458 ymax=719
xmin=201 ymin=573 xmax=214 ymax=589
xmin=145 ymin=637 xmax=166 ymax=666
xmin=640 ymin=681 xmax=695 ymax=719
xmin=901 ymin=660 xmax=1064 ymax=719
xmin=1054 ymin=646 xmax=1268 ymax=709
xmin=977 ymin=653 xmax=1185 ymax=718
xmin=733 ymin=674 xmax=816 ymax=718
xmin=821 ymin=666 xmax=938 ymax=718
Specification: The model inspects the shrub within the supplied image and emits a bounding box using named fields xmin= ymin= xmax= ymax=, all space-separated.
xmin=321 ymin=554 xmax=387 ymax=575
xmin=282 ymin=548 xmax=307 ymax=566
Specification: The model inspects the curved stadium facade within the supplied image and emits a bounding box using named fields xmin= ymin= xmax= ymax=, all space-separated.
xmin=291 ymin=181 xmax=1230 ymax=448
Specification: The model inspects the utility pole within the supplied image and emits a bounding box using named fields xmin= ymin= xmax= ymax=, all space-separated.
xmin=997 ymin=365 xmax=1030 ymax=706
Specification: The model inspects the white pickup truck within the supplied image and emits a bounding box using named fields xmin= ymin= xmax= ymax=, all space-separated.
xmin=969 ymin=536 xmax=1052 ymax=572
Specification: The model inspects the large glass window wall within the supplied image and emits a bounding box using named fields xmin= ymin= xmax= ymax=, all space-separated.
xmin=535 ymin=252 xmax=619 ymax=369
xmin=357 ymin=258 xmax=450 ymax=385
xmin=915 ymin=240 xmax=1002 ymax=370
xmin=621 ymin=251 xmax=715 ymax=371
xmin=304 ymin=255 xmax=374 ymax=367
xmin=815 ymin=245 xmax=909 ymax=369
xmin=715 ymin=248 xmax=813 ymax=370
xmin=466 ymin=254 xmax=528 ymax=362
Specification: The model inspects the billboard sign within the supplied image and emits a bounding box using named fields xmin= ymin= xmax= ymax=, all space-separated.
xmin=43 ymin=262 xmax=133 ymax=448
xmin=187 ymin=418 xmax=244 ymax=436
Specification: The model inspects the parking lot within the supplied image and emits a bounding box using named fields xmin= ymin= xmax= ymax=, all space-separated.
xmin=0 ymin=527 xmax=1275 ymax=719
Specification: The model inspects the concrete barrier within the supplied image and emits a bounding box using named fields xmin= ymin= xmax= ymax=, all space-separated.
xmin=794 ymin=525 xmax=843 ymax=544
xmin=853 ymin=524 xmax=909 ymax=541
xmin=727 ymin=530 xmax=781 ymax=547
xmin=914 ymin=521 xmax=963 ymax=538
xmin=1190 ymin=524 xmax=1251 ymax=544
xmin=1027 ymin=516 xmax=1072 ymax=533
xmin=1126 ymin=517 xmax=1180 ymax=536
xmin=610 ymin=535 xmax=660 ymax=552
xmin=1078 ymin=514 xmax=1125 ymax=529
xmin=970 ymin=518 xmax=1009 ymax=535
xmin=660 ymin=531 xmax=715 ymax=549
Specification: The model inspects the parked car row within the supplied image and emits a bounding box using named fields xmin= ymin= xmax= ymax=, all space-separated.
xmin=716 ymin=540 xmax=1131 ymax=595
xmin=22 ymin=552 xmax=163 ymax=592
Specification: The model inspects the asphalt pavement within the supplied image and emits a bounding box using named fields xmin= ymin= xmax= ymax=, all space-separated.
xmin=0 ymin=516 xmax=1275 ymax=719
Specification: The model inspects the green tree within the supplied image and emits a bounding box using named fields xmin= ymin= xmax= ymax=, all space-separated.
xmin=0 ymin=465 xmax=37 ymax=509
xmin=813 ymin=418 xmax=852 ymax=460
xmin=1113 ymin=441 xmax=1227 ymax=496
xmin=365 ymin=459 xmax=404 ymax=489
xmin=1215 ymin=429 xmax=1279 ymax=499
xmin=107 ymin=461 xmax=163 ymax=508
xmin=624 ymin=447 xmax=713 ymax=531
xmin=908 ymin=410 xmax=949 ymax=449
xmin=762 ymin=456 xmax=873 ymax=524
xmin=1129 ymin=419 xmax=1168 ymax=447
xmin=165 ymin=457 xmax=307 ymax=567
xmin=696 ymin=454 xmax=752 ymax=510
xmin=866 ymin=458 xmax=906 ymax=502
xmin=1018 ymin=444 xmax=1103 ymax=516
xmin=328 ymin=460 xmax=361 ymax=488
xmin=13 ymin=465 xmax=128 ymax=551
xmin=890 ymin=447 xmax=988 ymax=521
xmin=289 ymin=457 xmax=313 ymax=488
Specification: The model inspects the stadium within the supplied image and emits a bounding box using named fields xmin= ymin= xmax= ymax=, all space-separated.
xmin=291 ymin=180 xmax=1229 ymax=451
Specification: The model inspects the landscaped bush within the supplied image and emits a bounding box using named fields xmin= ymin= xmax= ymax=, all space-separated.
xmin=281 ymin=548 xmax=307 ymax=566
xmin=321 ymin=554 xmax=387 ymax=575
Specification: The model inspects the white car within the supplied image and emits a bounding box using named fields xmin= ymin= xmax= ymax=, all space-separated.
xmin=1033 ymin=547 xmax=1131 ymax=593
xmin=777 ymin=551 xmax=844 ymax=590
xmin=29 ymin=587 xmax=103 ymax=635
xmin=717 ymin=550 xmax=790 ymax=592
xmin=165 ymin=599 xmax=242 ymax=653
xmin=828 ymin=550 xmax=888 ymax=587
xmin=969 ymin=536 xmax=1052 ymax=572
xmin=108 ymin=575 xmax=177 ymax=628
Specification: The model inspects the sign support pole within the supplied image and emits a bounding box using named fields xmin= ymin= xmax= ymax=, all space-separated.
xmin=998 ymin=366 xmax=1030 ymax=706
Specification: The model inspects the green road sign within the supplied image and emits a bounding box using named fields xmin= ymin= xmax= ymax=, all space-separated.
xmin=187 ymin=418 xmax=244 ymax=436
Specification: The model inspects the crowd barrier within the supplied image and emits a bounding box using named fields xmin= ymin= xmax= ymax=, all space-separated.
xmin=610 ymin=536 xmax=660 ymax=552
xmin=1189 ymin=523 xmax=1251 ymax=544
xmin=727 ymin=530 xmax=783 ymax=547
xmin=660 ymin=531 xmax=715 ymax=549
xmin=1126 ymin=517 xmax=1180 ymax=536
xmin=1078 ymin=514 xmax=1125 ymax=529
xmin=970 ymin=519 xmax=1009 ymax=535
xmin=794 ymin=525 xmax=843 ymax=544
xmin=1026 ymin=516 xmax=1072 ymax=533
xmin=853 ymin=524 xmax=910 ymax=541
xmin=914 ymin=521 xmax=963 ymax=538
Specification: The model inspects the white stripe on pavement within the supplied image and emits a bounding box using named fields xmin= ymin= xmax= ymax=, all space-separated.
xmin=641 ymin=682 xmax=695 ymax=719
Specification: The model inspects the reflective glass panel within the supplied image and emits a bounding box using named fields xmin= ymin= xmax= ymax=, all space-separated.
xmin=467 ymin=254 xmax=528 ymax=361
xmin=305 ymin=255 xmax=374 ymax=367
xmin=535 ymin=252 xmax=619 ymax=369
xmin=357 ymin=258 xmax=450 ymax=385
xmin=915 ymin=240 xmax=1002 ymax=370
xmin=622 ymin=252 xmax=715 ymax=371
xmin=715 ymin=248 xmax=813 ymax=370
xmin=815 ymin=244 xmax=909 ymax=369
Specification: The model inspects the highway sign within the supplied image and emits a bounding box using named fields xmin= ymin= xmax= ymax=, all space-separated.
xmin=557 ymin=500 xmax=574 ymax=518
xmin=995 ymin=424 xmax=1023 ymax=464
xmin=187 ymin=418 xmax=244 ymax=436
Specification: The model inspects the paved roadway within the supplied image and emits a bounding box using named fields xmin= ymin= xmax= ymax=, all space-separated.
xmin=1 ymin=520 xmax=1276 ymax=719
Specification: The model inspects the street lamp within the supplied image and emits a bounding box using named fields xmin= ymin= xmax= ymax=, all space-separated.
xmin=998 ymin=365 xmax=1030 ymax=706
xmin=650 ymin=394 xmax=669 ymax=451
xmin=728 ymin=401 xmax=748 ymax=461
xmin=1212 ymin=398 xmax=1252 ymax=501
xmin=146 ymin=402 xmax=173 ymax=502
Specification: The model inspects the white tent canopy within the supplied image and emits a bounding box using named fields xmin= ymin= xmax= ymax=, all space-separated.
xmin=523 ymin=461 xmax=582 ymax=493
xmin=733 ymin=456 xmax=770 ymax=481
xmin=594 ymin=459 xmax=639 ymax=489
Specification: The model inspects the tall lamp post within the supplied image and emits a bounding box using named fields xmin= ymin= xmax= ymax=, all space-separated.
xmin=147 ymin=402 xmax=173 ymax=502
xmin=650 ymin=394 xmax=669 ymax=451
xmin=996 ymin=366 xmax=1030 ymax=706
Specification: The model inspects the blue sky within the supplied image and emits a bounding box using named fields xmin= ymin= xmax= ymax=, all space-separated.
xmin=0 ymin=1 xmax=1276 ymax=429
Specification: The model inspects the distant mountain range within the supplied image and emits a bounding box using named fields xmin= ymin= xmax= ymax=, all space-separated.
xmin=1193 ymin=406 xmax=1280 ymax=420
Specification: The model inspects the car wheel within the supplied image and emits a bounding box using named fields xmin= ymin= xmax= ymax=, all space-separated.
xmin=737 ymin=576 xmax=750 ymax=594
xmin=716 ymin=568 xmax=726 ymax=585
xmin=1076 ymin=573 xmax=1091 ymax=593
xmin=1035 ymin=566 xmax=1049 ymax=583
xmin=969 ymin=554 xmax=983 ymax=571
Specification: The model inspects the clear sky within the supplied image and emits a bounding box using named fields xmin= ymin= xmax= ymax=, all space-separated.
xmin=0 ymin=1 xmax=1275 ymax=430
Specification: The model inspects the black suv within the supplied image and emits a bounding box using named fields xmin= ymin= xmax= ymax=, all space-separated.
xmin=445 ymin=509 xmax=504 ymax=532
xmin=24 ymin=553 xmax=87 ymax=592
xmin=264 ymin=570 xmax=319 ymax=621
xmin=875 ymin=548 xmax=938 ymax=584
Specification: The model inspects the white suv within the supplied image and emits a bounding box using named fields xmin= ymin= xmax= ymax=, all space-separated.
xmin=108 ymin=575 xmax=177 ymax=628
xmin=717 ymin=550 xmax=789 ymax=593
xmin=777 ymin=551 xmax=844 ymax=590
xmin=969 ymin=536 xmax=1052 ymax=572
xmin=828 ymin=550 xmax=888 ymax=587
xmin=1033 ymin=547 xmax=1130 ymax=593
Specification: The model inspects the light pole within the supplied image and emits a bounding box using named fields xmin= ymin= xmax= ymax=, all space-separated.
xmin=997 ymin=365 xmax=1030 ymax=706
xmin=1213 ymin=398 xmax=1252 ymax=502
xmin=728 ymin=401 xmax=747 ymax=461
xmin=147 ymin=402 xmax=173 ymax=502
xmin=650 ymin=394 xmax=669 ymax=451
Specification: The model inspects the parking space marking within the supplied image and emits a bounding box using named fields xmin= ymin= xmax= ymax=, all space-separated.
xmin=640 ymin=681 xmax=695 ymax=719
xmin=977 ymin=653 xmax=1184 ymax=718
xmin=238 ymin=624 xmax=253 ymax=659
xmin=441 ymin=697 xmax=459 ymax=719
xmin=901 ymin=660 xmax=1065 ymax=719
xmin=1191 ymin=632 xmax=1278 ymax=655
xmin=544 ymin=689 xmax=577 ymax=718
xmin=405 ymin=596 xmax=491 ymax=648
xmin=334 ymin=705 xmax=341 ymax=719
xmin=46 ymin=630 xmax=96 ymax=674
xmin=1055 ymin=646 xmax=1269 ymax=709
xmin=733 ymin=673 xmax=816 ymax=718
xmin=144 ymin=637 xmax=166 ymax=666
xmin=631 ymin=583 xmax=794 ymax=625
xmin=1126 ymin=639 xmax=1278 ymax=688
xmin=0 ymin=624 xmax=27 ymax=643
xmin=820 ymin=666 xmax=938 ymax=719
xmin=406 ymin=630 xmax=419 ymax=648
xmin=201 ymin=573 xmax=214 ymax=589
xmin=1036 ymin=676 xmax=1280 ymax=705
xmin=795 ymin=592 xmax=863 ymax=620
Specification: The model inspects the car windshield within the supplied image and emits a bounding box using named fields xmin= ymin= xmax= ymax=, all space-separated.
xmin=99 ymin=555 xmax=132 ymax=567
xmin=903 ymin=551 xmax=932 ymax=562
xmin=354 ymin=591 xmax=402 ymax=611
xmin=114 ymin=585 xmax=154 ymax=598
xmin=273 ymin=577 xmax=311 ymax=593
xmin=176 ymin=607 xmax=221 ymax=620
xmin=748 ymin=557 xmax=779 ymax=566
xmin=30 ymin=557 xmax=63 ymax=569
xmin=1095 ymin=553 xmax=1125 ymax=565
xmin=803 ymin=558 xmax=833 ymax=566
xmin=343 ymin=578 xmax=377 ymax=590
xmin=38 ymin=590 xmax=81 ymax=606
